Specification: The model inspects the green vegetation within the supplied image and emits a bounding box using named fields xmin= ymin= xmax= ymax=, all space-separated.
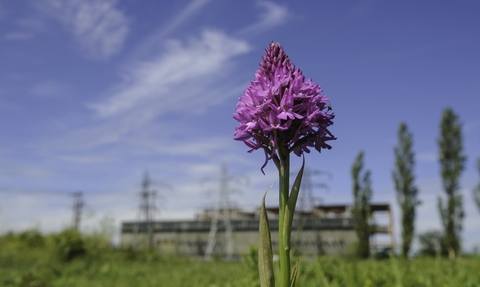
xmin=0 ymin=230 xmax=248 ymax=287
xmin=437 ymin=108 xmax=466 ymax=257
xmin=393 ymin=123 xmax=420 ymax=258
xmin=473 ymin=158 xmax=480 ymax=214
xmin=351 ymin=151 xmax=373 ymax=259
xmin=1 ymin=230 xmax=480 ymax=287
xmin=417 ymin=230 xmax=444 ymax=257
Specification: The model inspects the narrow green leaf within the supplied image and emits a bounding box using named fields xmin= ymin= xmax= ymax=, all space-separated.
xmin=259 ymin=184 xmax=275 ymax=287
xmin=284 ymin=157 xmax=305 ymax=240
xmin=280 ymin=158 xmax=304 ymax=287
xmin=287 ymin=157 xmax=305 ymax=215
xmin=290 ymin=259 xmax=300 ymax=287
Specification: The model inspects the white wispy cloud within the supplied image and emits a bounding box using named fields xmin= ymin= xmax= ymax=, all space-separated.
xmin=47 ymin=2 xmax=288 ymax=152
xmin=129 ymin=0 xmax=212 ymax=61
xmin=53 ymin=112 xmax=152 ymax=150
xmin=4 ymin=31 xmax=32 ymax=41
xmin=29 ymin=80 xmax=71 ymax=98
xmin=90 ymin=29 xmax=250 ymax=118
xmin=17 ymin=17 xmax=47 ymax=32
xmin=57 ymin=154 xmax=119 ymax=165
xmin=159 ymin=0 xmax=211 ymax=36
xmin=35 ymin=0 xmax=129 ymax=59
xmin=3 ymin=18 xmax=46 ymax=41
xmin=34 ymin=3 xmax=280 ymax=229
xmin=237 ymin=0 xmax=290 ymax=36
xmin=124 ymin=135 xmax=237 ymax=158
xmin=0 ymin=163 xmax=57 ymax=182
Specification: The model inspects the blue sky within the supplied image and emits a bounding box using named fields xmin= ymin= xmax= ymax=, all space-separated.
xmin=0 ymin=0 xmax=479 ymax=251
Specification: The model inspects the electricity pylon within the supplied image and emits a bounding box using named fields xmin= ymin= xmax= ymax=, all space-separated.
xmin=71 ymin=191 xmax=84 ymax=231
xmin=134 ymin=171 xmax=171 ymax=250
xmin=202 ymin=164 xmax=248 ymax=261
xmin=297 ymin=167 xmax=332 ymax=212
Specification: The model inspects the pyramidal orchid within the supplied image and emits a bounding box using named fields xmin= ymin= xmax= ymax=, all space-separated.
xmin=234 ymin=42 xmax=335 ymax=173
xmin=233 ymin=42 xmax=335 ymax=287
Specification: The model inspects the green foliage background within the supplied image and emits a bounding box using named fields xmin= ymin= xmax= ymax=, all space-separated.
xmin=393 ymin=123 xmax=420 ymax=258
xmin=1 ymin=230 xmax=480 ymax=287
xmin=437 ymin=108 xmax=466 ymax=256
xmin=351 ymin=151 xmax=373 ymax=259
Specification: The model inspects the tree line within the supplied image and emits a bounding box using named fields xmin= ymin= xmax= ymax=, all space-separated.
xmin=352 ymin=107 xmax=480 ymax=258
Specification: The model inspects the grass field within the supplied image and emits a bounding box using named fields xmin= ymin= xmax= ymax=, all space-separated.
xmin=1 ymin=230 xmax=479 ymax=287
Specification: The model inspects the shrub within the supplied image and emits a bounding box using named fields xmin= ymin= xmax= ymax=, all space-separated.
xmin=52 ymin=229 xmax=86 ymax=261
xmin=418 ymin=230 xmax=444 ymax=257
xmin=18 ymin=229 xmax=45 ymax=248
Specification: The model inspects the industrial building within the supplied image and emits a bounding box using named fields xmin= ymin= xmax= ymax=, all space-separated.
xmin=121 ymin=203 xmax=393 ymax=258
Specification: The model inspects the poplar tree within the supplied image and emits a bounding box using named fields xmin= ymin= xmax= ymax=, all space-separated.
xmin=392 ymin=123 xmax=420 ymax=257
xmin=437 ymin=108 xmax=466 ymax=257
xmin=473 ymin=158 xmax=480 ymax=213
xmin=352 ymin=151 xmax=372 ymax=258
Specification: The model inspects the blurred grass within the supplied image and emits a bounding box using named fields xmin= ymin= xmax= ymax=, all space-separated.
xmin=296 ymin=255 xmax=480 ymax=287
xmin=1 ymin=230 xmax=479 ymax=287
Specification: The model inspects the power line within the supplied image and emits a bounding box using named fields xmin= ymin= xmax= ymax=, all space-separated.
xmin=202 ymin=164 xmax=248 ymax=261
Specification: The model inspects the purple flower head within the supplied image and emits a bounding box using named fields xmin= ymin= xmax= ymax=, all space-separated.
xmin=233 ymin=42 xmax=336 ymax=172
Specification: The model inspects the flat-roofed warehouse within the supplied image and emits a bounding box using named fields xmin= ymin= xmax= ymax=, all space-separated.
xmin=121 ymin=203 xmax=393 ymax=258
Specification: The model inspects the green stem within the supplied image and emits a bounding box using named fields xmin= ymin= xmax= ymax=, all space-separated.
xmin=278 ymin=145 xmax=290 ymax=287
